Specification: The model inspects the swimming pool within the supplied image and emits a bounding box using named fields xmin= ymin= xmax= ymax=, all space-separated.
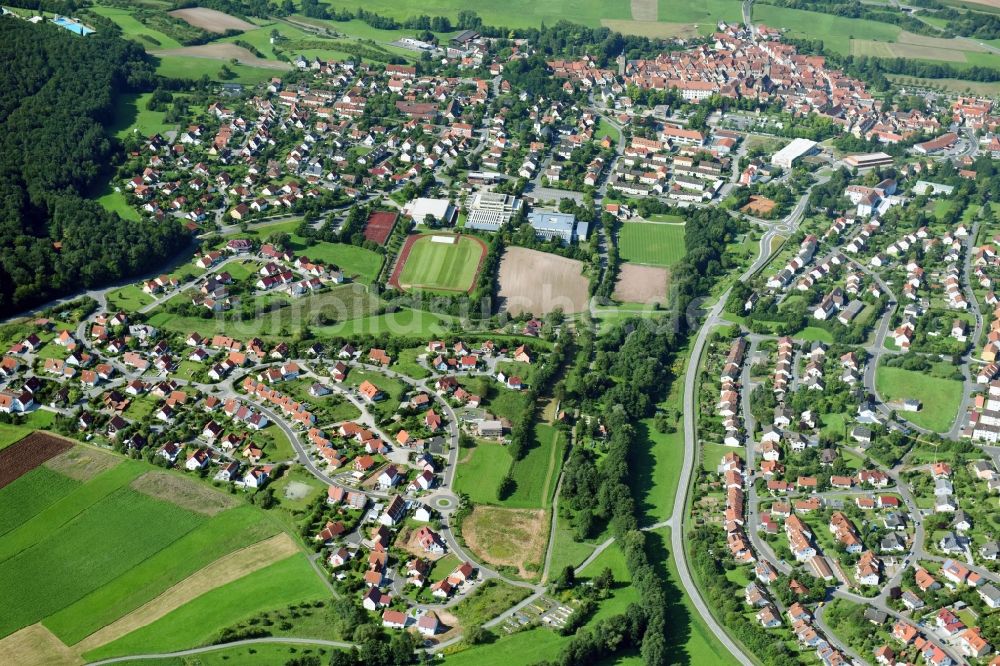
xmin=51 ymin=16 xmax=95 ymax=36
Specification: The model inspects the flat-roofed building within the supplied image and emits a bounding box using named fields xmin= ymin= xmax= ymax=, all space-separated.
xmin=771 ymin=138 xmax=818 ymax=169
xmin=464 ymin=192 xmax=523 ymax=232
xmin=527 ymin=211 xmax=588 ymax=244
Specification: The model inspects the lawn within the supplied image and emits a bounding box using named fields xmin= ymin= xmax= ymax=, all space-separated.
xmin=392 ymin=347 xmax=432 ymax=380
xmin=618 ymin=222 xmax=686 ymax=267
xmin=314 ymin=307 xmax=454 ymax=338
xmin=83 ymin=554 xmax=330 ymax=660
xmin=875 ymin=364 xmax=963 ymax=432
xmin=100 ymin=643 xmax=339 ymax=665
xmin=0 ymin=422 xmax=35 ymax=451
xmin=0 ymin=487 xmax=205 ymax=638
xmin=107 ymin=284 xmax=155 ymax=312
xmin=547 ymin=514 xmax=598 ymax=575
xmin=301 ymin=242 xmax=383 ymax=284
xmin=397 ymin=234 xmax=485 ymax=292
xmin=244 ymin=224 xmax=383 ymax=284
xmin=453 ymin=441 xmax=512 ymax=504
xmin=146 ymin=284 xmax=381 ymax=340
xmin=451 ymin=579 xmax=532 ymax=629
xmin=596 ymin=117 xmax=621 ymax=144
xmin=44 ymin=506 xmax=279 ymax=645
xmin=505 ymin=423 xmax=564 ymax=509
xmin=96 ymin=185 xmax=141 ymax=222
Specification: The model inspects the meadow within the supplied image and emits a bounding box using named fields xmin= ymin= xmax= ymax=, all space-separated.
xmin=396 ymin=234 xmax=485 ymax=292
xmin=298 ymin=0 xmax=631 ymax=29
xmin=453 ymin=441 xmax=512 ymax=503
xmin=875 ymin=363 xmax=963 ymax=432
xmin=505 ymin=423 xmax=564 ymax=509
xmin=619 ymin=222 xmax=687 ymax=267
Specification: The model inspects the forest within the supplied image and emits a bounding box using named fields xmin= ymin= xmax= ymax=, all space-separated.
xmin=0 ymin=19 xmax=188 ymax=315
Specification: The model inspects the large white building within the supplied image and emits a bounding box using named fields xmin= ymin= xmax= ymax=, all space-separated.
xmin=464 ymin=192 xmax=522 ymax=232
xmin=402 ymin=198 xmax=456 ymax=225
xmin=771 ymin=138 xmax=818 ymax=169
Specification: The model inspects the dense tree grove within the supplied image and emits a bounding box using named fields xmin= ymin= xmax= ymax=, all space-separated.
xmin=0 ymin=19 xmax=188 ymax=315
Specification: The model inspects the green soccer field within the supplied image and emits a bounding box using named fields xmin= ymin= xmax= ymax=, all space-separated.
xmin=397 ymin=234 xmax=485 ymax=292
xmin=618 ymin=222 xmax=687 ymax=267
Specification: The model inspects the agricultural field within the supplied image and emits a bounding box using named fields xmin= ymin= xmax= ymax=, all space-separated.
xmin=149 ymin=44 xmax=291 ymax=72
xmin=168 ymin=7 xmax=255 ymax=33
xmin=392 ymin=234 xmax=487 ymax=293
xmin=874 ymin=363 xmax=964 ymax=432
xmin=0 ymin=449 xmax=315 ymax=664
xmin=82 ymin=554 xmax=328 ymax=661
xmin=0 ymin=432 xmax=74 ymax=490
xmin=497 ymin=247 xmax=590 ymax=316
xmin=613 ymin=263 xmax=669 ymax=304
xmin=619 ymin=221 xmax=687 ymax=267
xmin=851 ymin=30 xmax=993 ymax=63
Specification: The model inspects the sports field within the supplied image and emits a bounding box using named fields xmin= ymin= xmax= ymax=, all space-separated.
xmin=618 ymin=222 xmax=686 ymax=267
xmin=393 ymin=234 xmax=487 ymax=293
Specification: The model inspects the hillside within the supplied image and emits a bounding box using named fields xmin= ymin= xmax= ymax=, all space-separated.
xmin=0 ymin=18 xmax=188 ymax=316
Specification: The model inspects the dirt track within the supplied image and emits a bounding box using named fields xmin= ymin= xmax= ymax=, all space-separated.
xmin=497 ymin=247 xmax=589 ymax=316
xmin=168 ymin=8 xmax=255 ymax=33
xmin=73 ymin=534 xmax=299 ymax=652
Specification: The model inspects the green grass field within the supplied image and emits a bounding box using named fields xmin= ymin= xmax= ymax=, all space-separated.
xmin=0 ymin=487 xmax=205 ymax=638
xmin=0 ymin=467 xmax=81 ymax=537
xmin=108 ymin=92 xmax=177 ymax=140
xmin=153 ymin=56 xmax=277 ymax=84
xmin=0 ymin=423 xmax=35 ymax=451
xmin=314 ymin=308 xmax=454 ymax=338
xmin=89 ymin=5 xmax=183 ymax=49
xmin=619 ymin=222 xmax=686 ymax=267
xmin=98 ymin=643 xmax=339 ymax=666
xmin=299 ymin=0 xmax=630 ymax=29
xmin=505 ymin=423 xmax=564 ymax=509
xmin=751 ymin=4 xmax=901 ymax=54
xmin=0 ymin=455 xmax=300 ymax=655
xmin=244 ymin=222 xmax=383 ymax=283
xmin=107 ymin=284 xmax=155 ymax=312
xmin=84 ymin=554 xmax=329 ymax=661
xmin=454 ymin=442 xmax=512 ymax=504
xmin=45 ymin=506 xmax=279 ymax=645
xmin=397 ymin=234 xmax=485 ymax=292
xmin=875 ymin=364 xmax=963 ymax=433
